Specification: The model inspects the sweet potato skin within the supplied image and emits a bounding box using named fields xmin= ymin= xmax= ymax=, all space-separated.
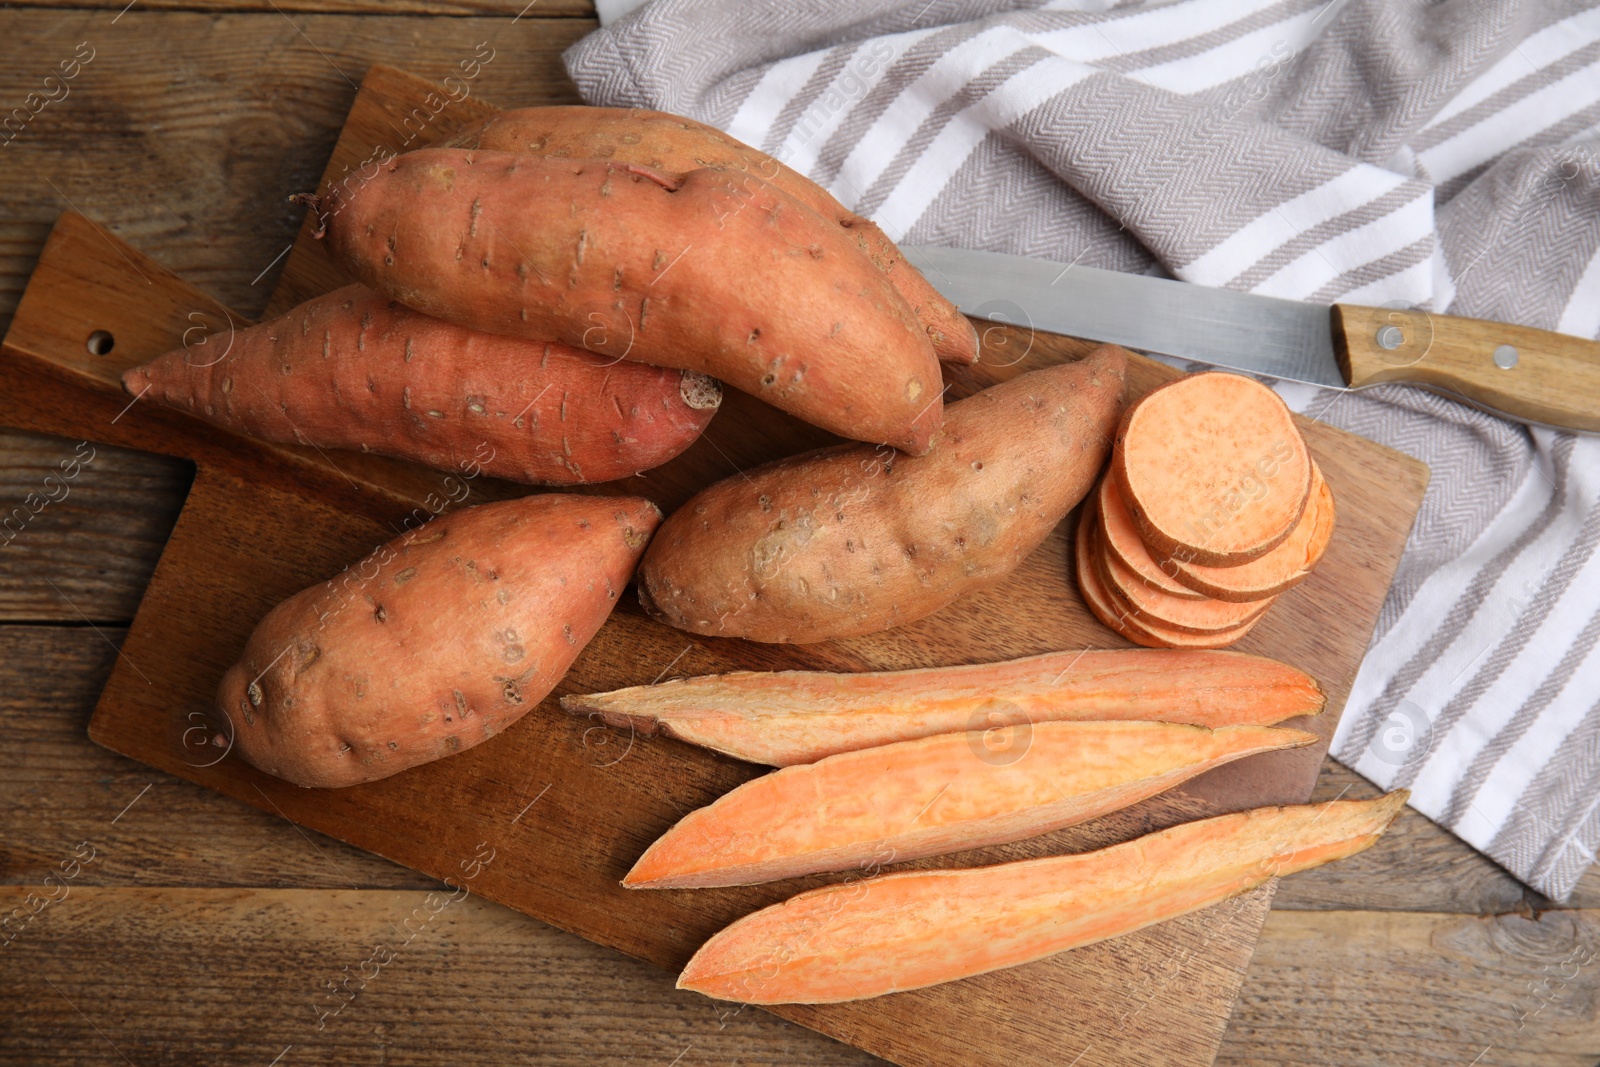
xmin=637 ymin=345 xmax=1127 ymax=644
xmin=561 ymin=647 xmax=1326 ymax=766
xmin=220 ymin=494 xmax=660 ymax=788
xmin=626 ymin=721 xmax=1316 ymax=888
xmin=123 ymin=285 xmax=720 ymax=485
xmin=441 ymin=106 xmax=979 ymax=366
xmin=313 ymin=149 xmax=943 ymax=454
xmin=678 ymin=792 xmax=1407 ymax=1003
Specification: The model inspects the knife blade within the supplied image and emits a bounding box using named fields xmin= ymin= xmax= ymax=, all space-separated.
xmin=905 ymin=245 xmax=1600 ymax=434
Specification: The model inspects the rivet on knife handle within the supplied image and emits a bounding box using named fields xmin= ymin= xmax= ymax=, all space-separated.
xmin=1331 ymin=304 xmax=1600 ymax=433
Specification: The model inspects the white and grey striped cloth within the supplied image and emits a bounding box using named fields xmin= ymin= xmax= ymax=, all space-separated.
xmin=566 ymin=0 xmax=1600 ymax=901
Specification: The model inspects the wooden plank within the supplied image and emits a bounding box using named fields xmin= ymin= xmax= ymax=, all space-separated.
xmin=1219 ymin=909 xmax=1600 ymax=1067
xmin=1276 ymin=759 xmax=1600 ymax=913
xmin=0 ymin=625 xmax=435 ymax=891
xmin=0 ymin=64 xmax=1429 ymax=1067
xmin=14 ymin=0 xmax=595 ymax=15
xmin=0 ymin=9 xmax=591 ymax=333
xmin=0 ymin=431 xmax=190 ymax=623
xmin=0 ymin=887 xmax=878 ymax=1067
xmin=5 ymin=887 xmax=1596 ymax=1067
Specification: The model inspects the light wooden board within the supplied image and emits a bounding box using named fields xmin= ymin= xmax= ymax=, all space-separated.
xmin=0 ymin=65 xmax=1429 ymax=1067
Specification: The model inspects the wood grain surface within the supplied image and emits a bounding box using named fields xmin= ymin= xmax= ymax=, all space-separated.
xmin=1 ymin=6 xmax=1595 ymax=1067
xmin=0 ymin=63 xmax=1432 ymax=1067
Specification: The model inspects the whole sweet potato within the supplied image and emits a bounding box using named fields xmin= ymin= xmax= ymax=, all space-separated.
xmin=638 ymin=345 xmax=1128 ymax=643
xmin=304 ymin=149 xmax=944 ymax=454
xmin=222 ymin=493 xmax=660 ymax=788
xmin=442 ymin=106 xmax=979 ymax=365
xmin=123 ymin=285 xmax=720 ymax=485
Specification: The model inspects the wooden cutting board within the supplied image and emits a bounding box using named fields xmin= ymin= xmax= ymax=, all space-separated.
xmin=0 ymin=65 xmax=1428 ymax=1067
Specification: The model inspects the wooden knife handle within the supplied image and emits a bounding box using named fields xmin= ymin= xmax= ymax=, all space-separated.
xmin=1331 ymin=303 xmax=1600 ymax=433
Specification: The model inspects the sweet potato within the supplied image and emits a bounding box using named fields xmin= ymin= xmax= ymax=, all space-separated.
xmin=626 ymin=721 xmax=1316 ymax=888
xmin=123 ymin=284 xmax=720 ymax=485
xmin=1096 ymin=526 xmax=1275 ymax=633
xmin=1114 ymin=372 xmax=1312 ymax=566
xmin=1076 ymin=515 xmax=1261 ymax=649
xmin=1168 ymin=463 xmax=1336 ymax=602
xmin=304 ymin=149 xmax=944 ymax=454
xmin=1096 ymin=476 xmax=1204 ymax=600
xmin=222 ymin=494 xmax=660 ymax=788
xmin=637 ymin=346 xmax=1127 ymax=644
xmin=561 ymin=648 xmax=1325 ymax=766
xmin=441 ymin=106 xmax=979 ymax=366
xmin=678 ymin=792 xmax=1407 ymax=1003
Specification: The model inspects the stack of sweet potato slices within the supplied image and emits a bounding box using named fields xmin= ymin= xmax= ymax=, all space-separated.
xmin=1077 ymin=372 xmax=1337 ymax=649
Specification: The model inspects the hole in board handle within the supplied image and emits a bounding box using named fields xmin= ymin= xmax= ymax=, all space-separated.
xmin=86 ymin=330 xmax=115 ymax=357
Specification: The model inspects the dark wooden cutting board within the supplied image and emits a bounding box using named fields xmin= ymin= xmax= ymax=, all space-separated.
xmin=0 ymin=65 xmax=1428 ymax=1067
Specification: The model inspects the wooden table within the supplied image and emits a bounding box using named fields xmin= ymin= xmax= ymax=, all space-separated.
xmin=1 ymin=4 xmax=1596 ymax=1065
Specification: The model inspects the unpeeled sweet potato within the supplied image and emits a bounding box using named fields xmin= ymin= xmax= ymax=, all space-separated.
xmin=562 ymin=647 xmax=1325 ymax=766
xmin=305 ymin=149 xmax=944 ymax=454
xmin=637 ymin=345 xmax=1127 ymax=644
xmin=123 ymin=284 xmax=720 ymax=485
xmin=626 ymin=721 xmax=1316 ymax=888
xmin=442 ymin=106 xmax=979 ymax=366
xmin=678 ymin=792 xmax=1407 ymax=1003
xmin=222 ymin=493 xmax=660 ymax=788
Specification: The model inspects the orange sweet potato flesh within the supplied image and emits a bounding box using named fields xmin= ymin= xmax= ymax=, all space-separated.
xmin=441 ymin=106 xmax=979 ymax=366
xmin=1076 ymin=515 xmax=1262 ymax=649
xmin=123 ymin=284 xmax=720 ymax=485
xmin=1096 ymin=528 xmax=1274 ymax=634
xmin=310 ymin=149 xmax=943 ymax=454
xmin=678 ymin=792 xmax=1407 ymax=1003
xmin=1115 ymin=372 xmax=1312 ymax=566
xmin=626 ymin=721 xmax=1316 ymax=888
xmin=637 ymin=346 xmax=1127 ymax=643
xmin=221 ymin=494 xmax=660 ymax=788
xmin=561 ymin=648 xmax=1325 ymax=767
xmin=1168 ymin=463 xmax=1336 ymax=602
xmin=1097 ymin=475 xmax=1204 ymax=600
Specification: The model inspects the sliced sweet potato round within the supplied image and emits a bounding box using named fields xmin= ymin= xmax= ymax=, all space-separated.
xmin=1097 ymin=475 xmax=1206 ymax=601
xmin=1096 ymin=528 xmax=1274 ymax=634
xmin=1114 ymin=372 xmax=1312 ymax=566
xmin=1168 ymin=463 xmax=1337 ymax=602
xmin=1076 ymin=517 xmax=1261 ymax=650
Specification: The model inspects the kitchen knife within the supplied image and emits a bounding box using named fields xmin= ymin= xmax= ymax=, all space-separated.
xmin=906 ymin=245 xmax=1600 ymax=433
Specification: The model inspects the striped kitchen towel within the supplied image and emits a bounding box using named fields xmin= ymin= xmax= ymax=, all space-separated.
xmin=566 ymin=0 xmax=1600 ymax=901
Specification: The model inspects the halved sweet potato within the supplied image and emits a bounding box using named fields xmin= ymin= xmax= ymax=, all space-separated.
xmin=1168 ymin=463 xmax=1336 ymax=602
xmin=1114 ymin=373 xmax=1312 ymax=566
xmin=560 ymin=648 xmax=1325 ymax=767
xmin=626 ymin=721 xmax=1316 ymax=888
xmin=678 ymin=792 xmax=1407 ymax=1003
xmin=1076 ymin=516 xmax=1261 ymax=649
xmin=1096 ymin=476 xmax=1204 ymax=600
